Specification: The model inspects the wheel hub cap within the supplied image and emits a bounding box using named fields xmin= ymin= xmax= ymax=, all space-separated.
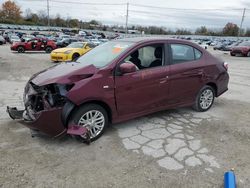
xmin=78 ymin=110 xmax=105 ymax=139
xmin=199 ymin=89 xmax=213 ymax=109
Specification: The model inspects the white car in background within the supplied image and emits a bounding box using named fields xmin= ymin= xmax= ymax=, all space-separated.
xmin=90 ymin=38 xmax=101 ymax=46
xmin=22 ymin=35 xmax=35 ymax=42
xmin=199 ymin=43 xmax=208 ymax=50
xmin=10 ymin=35 xmax=21 ymax=44
xmin=192 ymin=40 xmax=208 ymax=50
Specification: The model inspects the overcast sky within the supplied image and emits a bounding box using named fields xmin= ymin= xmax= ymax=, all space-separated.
xmin=0 ymin=0 xmax=249 ymax=29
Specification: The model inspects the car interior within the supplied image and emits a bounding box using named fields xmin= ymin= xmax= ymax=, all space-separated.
xmin=125 ymin=45 xmax=164 ymax=70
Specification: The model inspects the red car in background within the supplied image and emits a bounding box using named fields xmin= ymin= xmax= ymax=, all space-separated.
xmin=7 ymin=38 xmax=229 ymax=142
xmin=10 ymin=38 xmax=57 ymax=53
xmin=230 ymin=41 xmax=250 ymax=57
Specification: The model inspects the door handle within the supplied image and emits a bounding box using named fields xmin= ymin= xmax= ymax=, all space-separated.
xmin=159 ymin=76 xmax=169 ymax=84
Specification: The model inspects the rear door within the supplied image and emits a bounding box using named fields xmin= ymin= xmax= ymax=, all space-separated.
xmin=115 ymin=43 xmax=170 ymax=116
xmin=167 ymin=43 xmax=205 ymax=106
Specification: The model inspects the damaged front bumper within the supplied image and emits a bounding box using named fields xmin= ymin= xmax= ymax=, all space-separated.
xmin=6 ymin=81 xmax=72 ymax=137
xmin=7 ymin=106 xmax=67 ymax=137
xmin=7 ymin=81 xmax=91 ymax=141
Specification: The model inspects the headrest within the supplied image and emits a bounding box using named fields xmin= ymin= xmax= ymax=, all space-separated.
xmin=131 ymin=50 xmax=139 ymax=58
xmin=154 ymin=47 xmax=162 ymax=58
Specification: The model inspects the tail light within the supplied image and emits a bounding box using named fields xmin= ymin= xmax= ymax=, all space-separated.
xmin=223 ymin=62 xmax=228 ymax=71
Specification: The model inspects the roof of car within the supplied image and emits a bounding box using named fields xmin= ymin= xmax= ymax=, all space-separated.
xmin=117 ymin=37 xmax=190 ymax=44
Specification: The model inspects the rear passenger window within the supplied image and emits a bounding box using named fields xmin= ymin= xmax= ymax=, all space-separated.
xmin=194 ymin=48 xmax=202 ymax=59
xmin=170 ymin=44 xmax=201 ymax=64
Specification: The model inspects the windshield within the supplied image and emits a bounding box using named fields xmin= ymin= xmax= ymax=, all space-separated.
xmin=67 ymin=42 xmax=85 ymax=48
xmin=76 ymin=41 xmax=134 ymax=68
xmin=238 ymin=41 xmax=250 ymax=46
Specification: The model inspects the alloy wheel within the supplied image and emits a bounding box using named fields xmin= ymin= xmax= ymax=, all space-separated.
xmin=77 ymin=110 xmax=105 ymax=139
xmin=199 ymin=89 xmax=214 ymax=110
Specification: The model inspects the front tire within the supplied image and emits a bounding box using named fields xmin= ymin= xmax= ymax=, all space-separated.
xmin=69 ymin=104 xmax=108 ymax=142
xmin=193 ymin=85 xmax=215 ymax=112
xmin=72 ymin=53 xmax=80 ymax=61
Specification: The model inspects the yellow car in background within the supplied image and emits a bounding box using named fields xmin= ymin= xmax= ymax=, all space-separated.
xmin=50 ymin=42 xmax=96 ymax=62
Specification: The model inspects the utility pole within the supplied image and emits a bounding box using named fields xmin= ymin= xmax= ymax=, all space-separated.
xmin=47 ymin=0 xmax=50 ymax=29
xmin=125 ymin=2 xmax=129 ymax=34
xmin=238 ymin=8 xmax=246 ymax=38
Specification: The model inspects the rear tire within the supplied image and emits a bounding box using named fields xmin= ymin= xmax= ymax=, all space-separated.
xmin=193 ymin=85 xmax=215 ymax=112
xmin=247 ymin=51 xmax=250 ymax=57
xmin=72 ymin=53 xmax=80 ymax=61
xmin=17 ymin=46 xmax=25 ymax=53
xmin=69 ymin=104 xmax=108 ymax=142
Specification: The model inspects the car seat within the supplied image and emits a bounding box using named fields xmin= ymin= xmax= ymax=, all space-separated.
xmin=150 ymin=47 xmax=162 ymax=67
xmin=129 ymin=50 xmax=142 ymax=69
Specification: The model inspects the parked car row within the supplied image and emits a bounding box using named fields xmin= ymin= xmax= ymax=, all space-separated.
xmin=0 ymin=29 xmax=111 ymax=57
xmin=1 ymin=29 xmax=112 ymax=48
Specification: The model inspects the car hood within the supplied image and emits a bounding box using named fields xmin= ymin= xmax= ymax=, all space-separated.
xmin=52 ymin=48 xmax=79 ymax=53
xmin=31 ymin=62 xmax=97 ymax=86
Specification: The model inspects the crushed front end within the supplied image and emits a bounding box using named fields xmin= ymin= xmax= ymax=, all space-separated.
xmin=7 ymin=81 xmax=74 ymax=137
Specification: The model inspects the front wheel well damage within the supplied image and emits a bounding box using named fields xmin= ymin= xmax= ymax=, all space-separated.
xmin=64 ymin=100 xmax=112 ymax=127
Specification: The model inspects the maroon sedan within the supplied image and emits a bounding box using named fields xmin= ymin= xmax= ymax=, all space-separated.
xmin=10 ymin=38 xmax=57 ymax=53
xmin=230 ymin=41 xmax=250 ymax=57
xmin=7 ymin=38 xmax=229 ymax=142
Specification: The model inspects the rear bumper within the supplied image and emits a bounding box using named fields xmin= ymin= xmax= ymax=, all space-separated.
xmin=7 ymin=106 xmax=66 ymax=138
xmin=216 ymin=72 xmax=229 ymax=97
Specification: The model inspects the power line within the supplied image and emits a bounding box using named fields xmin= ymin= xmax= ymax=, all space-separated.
xmin=130 ymin=3 xmax=247 ymax=11
xmin=129 ymin=9 xmax=240 ymax=17
xmin=50 ymin=0 xmax=126 ymax=6
xmin=19 ymin=0 xmax=246 ymax=10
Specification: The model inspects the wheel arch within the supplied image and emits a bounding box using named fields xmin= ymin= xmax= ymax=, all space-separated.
xmin=72 ymin=52 xmax=80 ymax=57
xmin=17 ymin=45 xmax=25 ymax=49
xmin=62 ymin=99 xmax=112 ymax=128
xmin=206 ymin=82 xmax=218 ymax=97
xmin=45 ymin=45 xmax=52 ymax=49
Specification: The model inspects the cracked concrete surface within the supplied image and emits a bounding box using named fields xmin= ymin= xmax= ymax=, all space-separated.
xmin=116 ymin=112 xmax=220 ymax=171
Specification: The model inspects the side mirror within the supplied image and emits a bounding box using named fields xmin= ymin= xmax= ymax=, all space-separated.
xmin=119 ymin=62 xmax=137 ymax=74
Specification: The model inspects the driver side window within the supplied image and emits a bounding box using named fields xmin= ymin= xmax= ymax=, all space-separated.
xmin=124 ymin=44 xmax=164 ymax=70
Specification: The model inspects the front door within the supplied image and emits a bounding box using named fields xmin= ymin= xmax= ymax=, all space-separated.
xmin=115 ymin=43 xmax=170 ymax=116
